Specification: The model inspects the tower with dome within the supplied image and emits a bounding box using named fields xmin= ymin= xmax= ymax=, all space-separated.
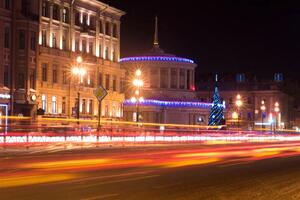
xmin=121 ymin=17 xmax=212 ymax=125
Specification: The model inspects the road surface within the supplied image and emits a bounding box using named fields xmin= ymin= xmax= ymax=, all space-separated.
xmin=1 ymin=142 xmax=300 ymax=199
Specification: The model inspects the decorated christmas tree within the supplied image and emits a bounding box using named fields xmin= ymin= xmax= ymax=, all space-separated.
xmin=208 ymin=76 xmax=225 ymax=126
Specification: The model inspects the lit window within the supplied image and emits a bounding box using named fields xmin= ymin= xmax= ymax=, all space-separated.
xmin=42 ymin=95 xmax=47 ymax=111
xmin=52 ymin=96 xmax=57 ymax=114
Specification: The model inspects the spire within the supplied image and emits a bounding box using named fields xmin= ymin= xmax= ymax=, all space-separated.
xmin=153 ymin=16 xmax=159 ymax=47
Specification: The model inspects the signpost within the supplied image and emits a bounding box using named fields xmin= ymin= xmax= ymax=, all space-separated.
xmin=94 ymin=86 xmax=107 ymax=131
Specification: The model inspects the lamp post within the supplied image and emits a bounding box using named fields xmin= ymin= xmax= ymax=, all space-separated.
xmin=260 ymin=100 xmax=266 ymax=131
xmin=72 ymin=56 xmax=86 ymax=124
xmin=235 ymin=94 xmax=243 ymax=129
xmin=132 ymin=69 xmax=144 ymax=122
xmin=274 ymin=102 xmax=280 ymax=132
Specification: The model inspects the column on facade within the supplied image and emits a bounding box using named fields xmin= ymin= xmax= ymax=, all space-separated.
xmin=48 ymin=2 xmax=53 ymax=47
xmin=59 ymin=5 xmax=63 ymax=50
xmin=168 ymin=68 xmax=171 ymax=89
xmin=177 ymin=68 xmax=180 ymax=89
xmin=95 ymin=12 xmax=100 ymax=57
xmin=184 ymin=69 xmax=187 ymax=89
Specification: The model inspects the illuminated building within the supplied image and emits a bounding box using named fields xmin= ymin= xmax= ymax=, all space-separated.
xmin=197 ymin=73 xmax=294 ymax=129
xmin=121 ymin=17 xmax=210 ymax=125
xmin=0 ymin=0 xmax=125 ymax=119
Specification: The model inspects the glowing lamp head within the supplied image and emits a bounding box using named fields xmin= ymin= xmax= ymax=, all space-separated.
xmin=236 ymin=94 xmax=241 ymax=99
xmin=133 ymin=79 xmax=144 ymax=87
xmin=135 ymin=69 xmax=142 ymax=77
xmin=76 ymin=56 xmax=82 ymax=63
xmin=72 ymin=67 xmax=79 ymax=75
xmin=275 ymin=102 xmax=279 ymax=107
xmin=135 ymin=90 xmax=140 ymax=95
xmin=275 ymin=107 xmax=280 ymax=113
xmin=235 ymin=99 xmax=242 ymax=107
xmin=261 ymin=105 xmax=266 ymax=111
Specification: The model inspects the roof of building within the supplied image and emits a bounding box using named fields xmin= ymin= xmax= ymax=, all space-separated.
xmin=120 ymin=17 xmax=195 ymax=64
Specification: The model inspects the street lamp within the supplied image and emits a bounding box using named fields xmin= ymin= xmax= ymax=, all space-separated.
xmin=132 ymin=69 xmax=144 ymax=122
xmin=260 ymin=100 xmax=266 ymax=130
xmin=235 ymin=94 xmax=243 ymax=128
xmin=72 ymin=56 xmax=86 ymax=124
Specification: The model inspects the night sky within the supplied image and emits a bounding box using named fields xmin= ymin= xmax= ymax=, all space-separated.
xmin=103 ymin=0 xmax=300 ymax=76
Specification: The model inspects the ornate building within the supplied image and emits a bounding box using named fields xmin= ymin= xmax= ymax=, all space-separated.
xmin=0 ymin=0 xmax=125 ymax=119
xmin=121 ymin=18 xmax=211 ymax=125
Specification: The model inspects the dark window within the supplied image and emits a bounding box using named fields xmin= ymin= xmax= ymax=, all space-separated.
xmin=4 ymin=27 xmax=10 ymax=48
xmin=19 ymin=30 xmax=25 ymax=49
xmin=89 ymin=42 xmax=93 ymax=54
xmin=75 ymin=12 xmax=80 ymax=26
xmin=160 ymin=68 xmax=168 ymax=88
xmin=62 ymin=97 xmax=66 ymax=114
xmin=4 ymin=66 xmax=9 ymax=87
xmin=105 ymin=74 xmax=110 ymax=90
xmin=29 ymin=69 xmax=35 ymax=89
xmin=90 ymin=16 xmax=96 ymax=30
xmin=171 ymin=68 xmax=177 ymax=89
xmin=113 ymin=76 xmax=117 ymax=91
xmin=99 ymin=20 xmax=103 ymax=33
xmin=52 ymin=4 xmax=60 ymax=20
xmin=150 ymin=69 xmax=158 ymax=88
xmin=42 ymin=1 xmax=48 ymax=17
xmin=18 ymin=73 xmax=25 ymax=88
xmin=83 ymin=14 xmax=87 ymax=25
xmin=82 ymin=40 xmax=86 ymax=53
xmin=105 ymin=22 xmax=110 ymax=35
xmin=52 ymin=65 xmax=57 ymax=83
xmin=74 ymin=40 xmax=78 ymax=51
xmin=21 ymin=0 xmax=30 ymax=16
xmin=5 ymin=0 xmax=10 ymax=10
xmin=98 ymin=73 xmax=103 ymax=86
xmin=113 ymin=24 xmax=118 ymax=37
xmin=179 ymin=69 xmax=185 ymax=89
xmin=187 ymin=70 xmax=191 ymax=89
xmin=62 ymin=70 xmax=67 ymax=84
xmin=62 ymin=8 xmax=69 ymax=23
xmin=30 ymin=32 xmax=36 ymax=51
xmin=42 ymin=63 xmax=47 ymax=81
xmin=42 ymin=30 xmax=47 ymax=46
xmin=120 ymin=78 xmax=124 ymax=93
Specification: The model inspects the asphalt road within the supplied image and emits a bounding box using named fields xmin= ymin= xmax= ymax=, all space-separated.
xmin=2 ymin=143 xmax=300 ymax=200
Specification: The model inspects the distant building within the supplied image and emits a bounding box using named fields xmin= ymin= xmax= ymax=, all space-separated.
xmin=196 ymin=73 xmax=294 ymax=129
xmin=121 ymin=18 xmax=211 ymax=125
xmin=0 ymin=0 xmax=125 ymax=119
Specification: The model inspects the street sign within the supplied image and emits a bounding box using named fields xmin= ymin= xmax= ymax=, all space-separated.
xmin=94 ymin=86 xmax=107 ymax=101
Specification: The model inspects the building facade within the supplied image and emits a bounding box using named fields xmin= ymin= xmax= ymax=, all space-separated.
xmin=121 ymin=18 xmax=211 ymax=125
xmin=0 ymin=0 xmax=125 ymax=119
xmin=197 ymin=73 xmax=294 ymax=129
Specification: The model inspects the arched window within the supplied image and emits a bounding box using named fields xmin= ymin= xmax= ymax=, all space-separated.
xmin=105 ymin=22 xmax=110 ymax=36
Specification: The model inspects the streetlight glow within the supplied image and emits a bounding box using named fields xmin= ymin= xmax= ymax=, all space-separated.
xmin=135 ymin=69 xmax=142 ymax=77
xmin=76 ymin=56 xmax=82 ymax=63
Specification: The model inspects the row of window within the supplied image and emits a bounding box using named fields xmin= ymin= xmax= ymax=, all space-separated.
xmin=41 ymin=64 xmax=124 ymax=92
xmin=40 ymin=30 xmax=117 ymax=61
xmin=3 ymin=29 xmax=36 ymax=51
xmin=41 ymin=94 xmax=122 ymax=117
xmin=41 ymin=1 xmax=118 ymax=38
xmin=150 ymin=68 xmax=194 ymax=89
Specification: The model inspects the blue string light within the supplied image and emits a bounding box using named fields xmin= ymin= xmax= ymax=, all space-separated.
xmin=124 ymin=99 xmax=225 ymax=109
xmin=120 ymin=56 xmax=194 ymax=64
